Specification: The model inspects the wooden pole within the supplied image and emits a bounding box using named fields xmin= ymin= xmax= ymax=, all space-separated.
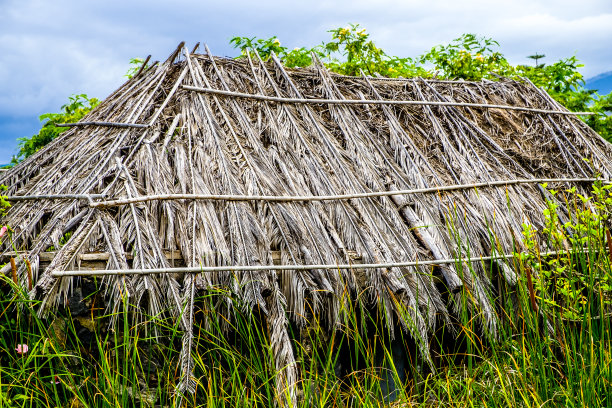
xmin=51 ymin=248 xmax=582 ymax=277
xmin=56 ymin=122 xmax=148 ymax=129
xmin=180 ymin=85 xmax=595 ymax=116
xmin=89 ymin=177 xmax=602 ymax=208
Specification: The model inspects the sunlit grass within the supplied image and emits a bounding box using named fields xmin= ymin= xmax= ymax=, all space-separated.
xmin=1 ymin=185 xmax=612 ymax=407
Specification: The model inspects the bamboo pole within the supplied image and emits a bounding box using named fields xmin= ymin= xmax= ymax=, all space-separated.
xmin=180 ymin=85 xmax=595 ymax=115
xmin=5 ymin=194 xmax=105 ymax=201
xmin=89 ymin=177 xmax=602 ymax=208
xmin=56 ymin=122 xmax=148 ymax=129
xmin=51 ymin=248 xmax=575 ymax=277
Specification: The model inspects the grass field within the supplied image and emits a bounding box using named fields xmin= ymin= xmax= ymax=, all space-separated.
xmin=1 ymin=183 xmax=611 ymax=407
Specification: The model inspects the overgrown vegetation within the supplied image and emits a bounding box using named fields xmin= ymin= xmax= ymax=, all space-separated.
xmin=11 ymin=94 xmax=99 ymax=164
xmin=1 ymin=183 xmax=611 ymax=407
xmin=232 ymin=25 xmax=612 ymax=141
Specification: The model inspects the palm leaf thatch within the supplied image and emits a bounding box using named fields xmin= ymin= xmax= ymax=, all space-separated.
xmin=2 ymin=43 xmax=612 ymax=406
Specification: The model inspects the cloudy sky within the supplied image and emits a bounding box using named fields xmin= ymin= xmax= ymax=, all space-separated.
xmin=1 ymin=0 xmax=611 ymax=163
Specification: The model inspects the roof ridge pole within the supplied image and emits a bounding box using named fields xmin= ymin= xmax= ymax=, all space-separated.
xmin=178 ymin=84 xmax=595 ymax=115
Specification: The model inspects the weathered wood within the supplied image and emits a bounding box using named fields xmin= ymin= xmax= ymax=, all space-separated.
xmin=1 ymin=250 xmax=284 ymax=271
xmin=89 ymin=177 xmax=602 ymax=208
xmin=56 ymin=122 xmax=149 ymax=129
xmin=133 ymin=55 xmax=151 ymax=79
xmin=5 ymin=194 xmax=104 ymax=202
xmin=180 ymin=84 xmax=595 ymax=115
xmin=49 ymin=249 xmax=574 ymax=277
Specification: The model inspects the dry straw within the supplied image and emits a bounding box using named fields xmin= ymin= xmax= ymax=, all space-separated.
xmin=2 ymin=42 xmax=612 ymax=406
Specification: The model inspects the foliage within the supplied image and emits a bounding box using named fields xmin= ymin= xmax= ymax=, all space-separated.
xmin=231 ymin=24 xmax=429 ymax=78
xmin=323 ymin=24 xmax=428 ymax=77
xmin=12 ymin=94 xmax=99 ymax=164
xmin=0 ymin=185 xmax=10 ymax=217
xmin=230 ymin=35 xmax=325 ymax=68
xmin=584 ymin=92 xmax=612 ymax=141
xmin=520 ymin=181 xmax=612 ymax=320
xmin=420 ymin=33 xmax=514 ymax=80
xmin=125 ymin=57 xmax=150 ymax=79
xmin=230 ymin=26 xmax=612 ymax=142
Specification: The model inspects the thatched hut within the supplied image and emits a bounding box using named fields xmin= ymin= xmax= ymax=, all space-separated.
xmin=2 ymin=43 xmax=611 ymax=404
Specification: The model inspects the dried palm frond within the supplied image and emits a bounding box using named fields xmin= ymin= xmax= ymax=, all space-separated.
xmin=2 ymin=43 xmax=612 ymax=407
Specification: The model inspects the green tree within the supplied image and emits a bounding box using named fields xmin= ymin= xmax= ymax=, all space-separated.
xmin=12 ymin=94 xmax=99 ymax=164
xmin=231 ymin=26 xmax=611 ymax=142
xmin=420 ymin=33 xmax=515 ymax=80
xmin=10 ymin=57 xmax=148 ymax=165
xmin=232 ymin=24 xmax=429 ymax=78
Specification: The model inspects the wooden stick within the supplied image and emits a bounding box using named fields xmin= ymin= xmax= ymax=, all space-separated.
xmin=90 ymin=177 xmax=602 ymax=208
xmin=56 ymin=122 xmax=148 ymax=129
xmin=133 ymin=55 xmax=151 ymax=78
xmin=167 ymin=41 xmax=186 ymax=63
xmin=51 ymin=248 xmax=582 ymax=277
xmin=180 ymin=85 xmax=595 ymax=115
xmin=5 ymin=194 xmax=105 ymax=201
xmin=146 ymin=60 xmax=190 ymax=127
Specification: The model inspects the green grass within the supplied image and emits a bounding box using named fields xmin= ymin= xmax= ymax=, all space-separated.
xmin=1 ymin=185 xmax=612 ymax=407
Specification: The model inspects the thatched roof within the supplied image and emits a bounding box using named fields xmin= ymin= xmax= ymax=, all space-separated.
xmin=2 ymin=43 xmax=612 ymax=403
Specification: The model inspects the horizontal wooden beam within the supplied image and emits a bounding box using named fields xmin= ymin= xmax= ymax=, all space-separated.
xmin=5 ymin=194 xmax=105 ymax=202
xmin=56 ymin=122 xmax=149 ymax=129
xmin=49 ymin=248 xmax=582 ymax=277
xmin=1 ymin=250 xmax=183 ymax=263
xmin=1 ymin=249 xmax=298 ymax=265
xmin=89 ymin=177 xmax=602 ymax=208
xmin=181 ymin=85 xmax=595 ymax=116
